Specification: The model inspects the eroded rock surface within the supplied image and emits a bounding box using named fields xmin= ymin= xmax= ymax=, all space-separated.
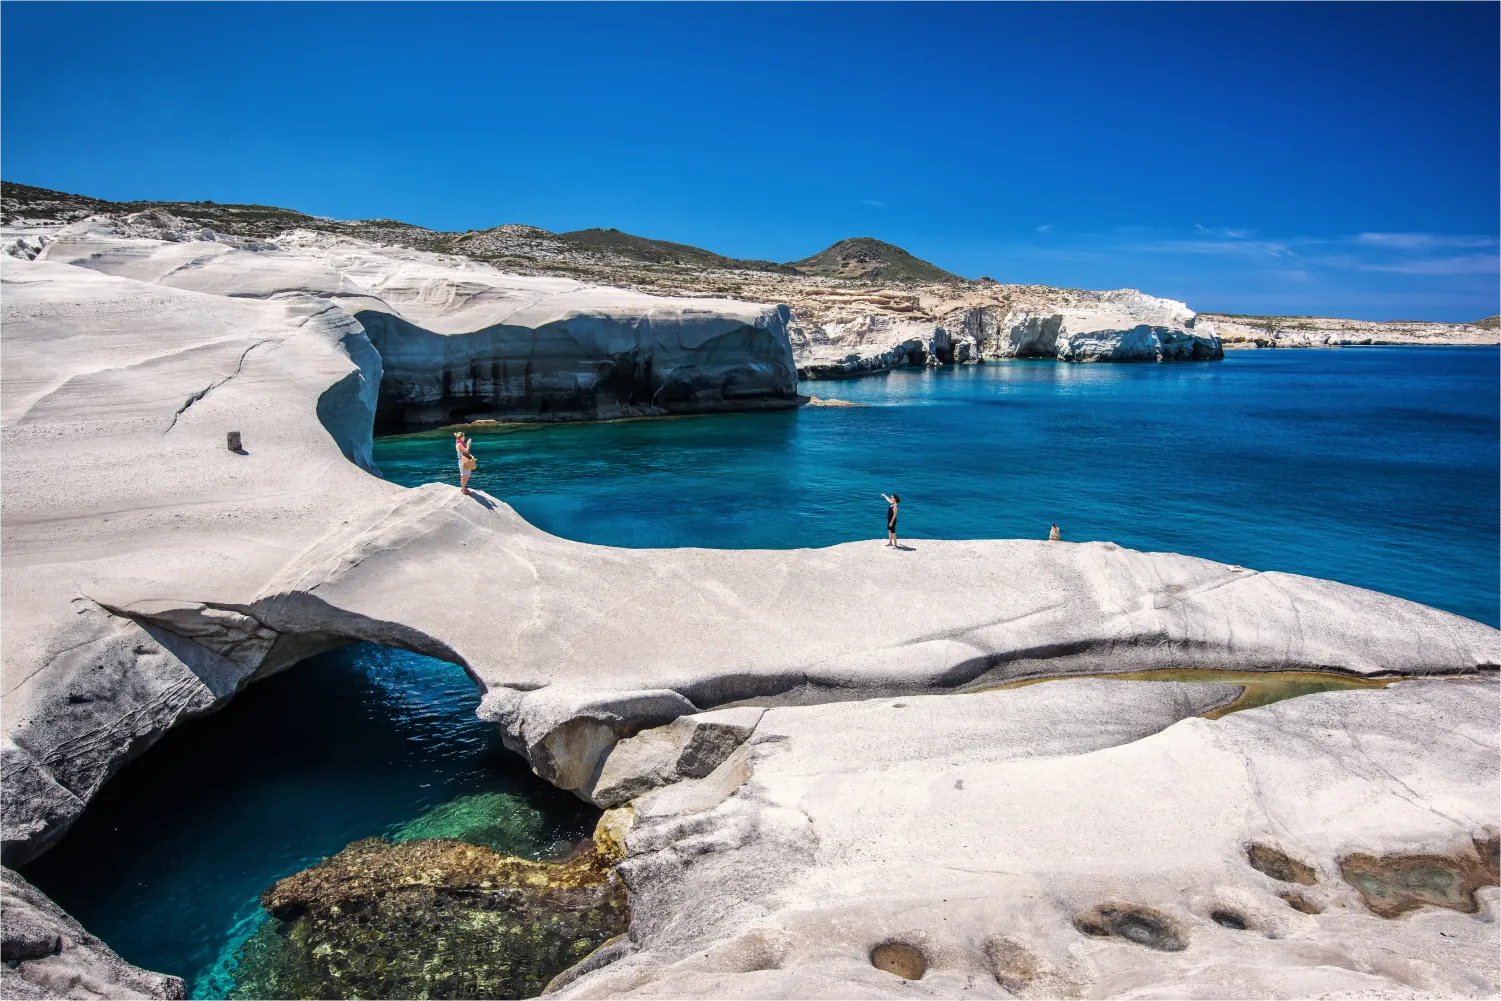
xmin=549 ymin=678 xmax=1500 ymax=999
xmin=792 ymin=288 xmax=1223 ymax=377
xmin=1 ymin=866 xmax=184 ymax=999
xmin=35 ymin=227 xmax=800 ymax=428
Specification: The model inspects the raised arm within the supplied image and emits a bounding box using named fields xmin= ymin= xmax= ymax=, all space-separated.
xmin=881 ymin=493 xmax=893 ymax=504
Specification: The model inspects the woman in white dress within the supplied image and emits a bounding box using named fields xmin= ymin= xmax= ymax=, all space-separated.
xmin=454 ymin=432 xmax=476 ymax=495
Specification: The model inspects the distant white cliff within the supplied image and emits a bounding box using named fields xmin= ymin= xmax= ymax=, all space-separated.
xmin=792 ymin=288 xmax=1223 ymax=377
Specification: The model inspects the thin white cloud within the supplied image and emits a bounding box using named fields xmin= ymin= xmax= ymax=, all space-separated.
xmin=1355 ymin=232 xmax=1497 ymax=250
xmin=1035 ymin=224 xmax=1053 ymax=233
xmin=1052 ymin=226 xmax=1497 ymax=277
xmin=861 ymin=199 xmax=887 ymax=208
xmin=1194 ymin=223 xmax=1260 ymax=242
xmin=1132 ymin=238 xmax=1291 ymax=259
xmin=1356 ymin=254 xmax=1501 ymax=276
xmin=971 ymin=219 xmax=1497 ymax=320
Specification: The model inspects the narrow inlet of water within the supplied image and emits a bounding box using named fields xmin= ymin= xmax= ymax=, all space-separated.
xmin=19 ymin=644 xmax=598 ymax=1000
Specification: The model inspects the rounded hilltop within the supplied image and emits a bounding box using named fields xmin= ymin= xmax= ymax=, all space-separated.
xmin=789 ymin=235 xmax=962 ymax=283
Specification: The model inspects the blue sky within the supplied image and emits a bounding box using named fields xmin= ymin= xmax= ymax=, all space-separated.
xmin=3 ymin=2 xmax=1496 ymax=320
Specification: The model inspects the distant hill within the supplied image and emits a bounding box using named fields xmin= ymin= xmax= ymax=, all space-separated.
xmin=2 ymin=181 xmax=962 ymax=285
xmin=790 ymin=237 xmax=961 ymax=283
xmin=557 ymin=228 xmax=798 ymax=274
xmin=1473 ymin=315 xmax=1499 ymax=329
xmin=0 ymin=180 xmax=452 ymax=250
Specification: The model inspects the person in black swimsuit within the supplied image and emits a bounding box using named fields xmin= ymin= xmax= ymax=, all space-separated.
xmin=882 ymin=493 xmax=900 ymax=547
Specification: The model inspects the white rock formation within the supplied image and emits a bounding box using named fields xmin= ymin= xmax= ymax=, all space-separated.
xmin=35 ymin=223 xmax=800 ymax=427
xmin=1 ymin=253 xmax=1496 ymax=998
xmin=1203 ymin=312 xmax=1501 ymax=349
xmin=1 ymin=866 xmax=185 ymax=999
xmin=792 ymin=289 xmax=1222 ymax=377
xmin=553 ymin=678 xmax=1499 ymax=998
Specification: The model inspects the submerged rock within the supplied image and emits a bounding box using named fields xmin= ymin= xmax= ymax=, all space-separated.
xmin=230 ymin=829 xmax=627 ymax=1000
xmin=388 ymin=791 xmax=554 ymax=857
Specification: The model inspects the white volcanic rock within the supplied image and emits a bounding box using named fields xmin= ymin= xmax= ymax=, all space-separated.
xmin=3 ymin=253 xmax=1495 ymax=862
xmin=550 ymin=678 xmax=1499 ymax=999
xmin=38 ymin=227 xmax=800 ymax=426
xmin=792 ymin=289 xmax=1222 ymax=377
xmin=0 ymin=257 xmax=394 ymax=864
xmin=2 ymin=255 xmax=1497 ymax=998
xmin=790 ymin=314 xmax=976 ymax=378
xmin=1 ymin=865 xmax=185 ymax=999
xmin=1203 ymin=312 xmax=1500 ymax=349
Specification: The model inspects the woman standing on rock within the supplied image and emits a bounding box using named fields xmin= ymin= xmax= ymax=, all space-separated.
xmin=454 ymin=431 xmax=477 ymax=496
xmin=882 ymin=493 xmax=900 ymax=547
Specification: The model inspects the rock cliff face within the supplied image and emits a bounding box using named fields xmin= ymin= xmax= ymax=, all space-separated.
xmin=792 ymin=288 xmax=1223 ymax=377
xmin=1 ymin=866 xmax=185 ymax=999
xmin=1 ymin=252 xmax=1497 ymax=999
xmin=31 ymin=223 xmax=800 ymax=429
xmin=2 ymin=186 xmax=1233 ymax=395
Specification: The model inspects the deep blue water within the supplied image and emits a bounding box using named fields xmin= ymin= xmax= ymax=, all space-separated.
xmin=377 ymin=348 xmax=1500 ymax=626
xmin=19 ymin=645 xmax=597 ymax=999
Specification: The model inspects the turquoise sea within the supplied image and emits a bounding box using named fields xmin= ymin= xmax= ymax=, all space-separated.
xmin=379 ymin=347 xmax=1500 ymax=627
xmin=18 ymin=346 xmax=1499 ymax=1000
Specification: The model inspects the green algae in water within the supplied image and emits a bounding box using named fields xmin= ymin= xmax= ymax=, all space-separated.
xmin=388 ymin=792 xmax=563 ymax=859
xmin=228 ymin=837 xmax=628 ymax=1001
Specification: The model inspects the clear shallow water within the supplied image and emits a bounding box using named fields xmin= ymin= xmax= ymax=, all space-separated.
xmin=19 ymin=645 xmax=597 ymax=999
xmin=377 ymin=347 xmax=1499 ymax=627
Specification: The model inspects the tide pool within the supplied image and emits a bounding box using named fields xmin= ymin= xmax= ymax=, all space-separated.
xmin=376 ymin=347 xmax=1500 ymax=627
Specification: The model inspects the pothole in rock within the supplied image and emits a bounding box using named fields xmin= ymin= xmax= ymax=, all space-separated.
xmin=1247 ymin=843 xmax=1320 ymax=885
xmin=870 ymin=941 xmax=927 ymax=980
xmin=1210 ymin=909 xmax=1249 ymax=930
xmin=1280 ymin=891 xmax=1322 ymax=914
xmin=1340 ymin=836 xmax=1500 ymax=918
xmin=230 ymin=830 xmax=629 ymax=1000
xmin=1073 ymin=904 xmax=1186 ymax=952
xmin=986 ymin=937 xmax=1082 ymax=999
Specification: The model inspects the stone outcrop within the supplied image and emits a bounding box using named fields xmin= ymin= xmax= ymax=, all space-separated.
xmin=1204 ymin=312 xmax=1501 ymax=349
xmin=548 ymin=678 xmax=1499 ymax=999
xmin=33 ymin=224 xmax=800 ymax=429
xmin=1 ymin=251 xmax=1497 ymax=999
xmin=791 ymin=289 xmax=1223 ymax=377
xmin=1 ymin=866 xmax=185 ymax=999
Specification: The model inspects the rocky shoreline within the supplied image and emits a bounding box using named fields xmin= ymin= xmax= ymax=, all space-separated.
xmin=1 ymin=212 xmax=1498 ymax=999
xmin=1205 ymin=312 xmax=1499 ymax=350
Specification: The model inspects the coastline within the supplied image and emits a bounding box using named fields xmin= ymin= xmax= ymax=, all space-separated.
xmin=2 ymin=215 xmax=1498 ymax=1001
